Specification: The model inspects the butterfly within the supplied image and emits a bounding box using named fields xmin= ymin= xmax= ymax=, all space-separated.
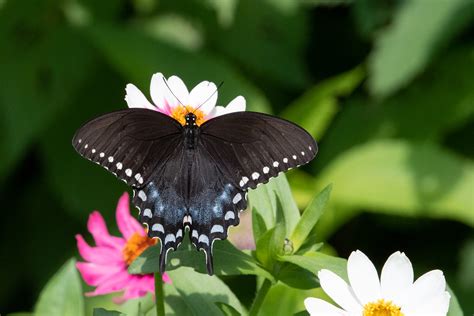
xmin=73 ymin=108 xmax=317 ymax=275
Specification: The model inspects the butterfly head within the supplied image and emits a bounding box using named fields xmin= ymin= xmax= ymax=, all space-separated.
xmin=185 ymin=112 xmax=197 ymax=126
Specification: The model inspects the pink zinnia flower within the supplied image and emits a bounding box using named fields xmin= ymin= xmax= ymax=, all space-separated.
xmin=76 ymin=192 xmax=171 ymax=302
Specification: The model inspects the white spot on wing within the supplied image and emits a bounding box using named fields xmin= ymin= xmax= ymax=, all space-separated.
xmin=100 ymin=152 xmax=105 ymax=158
xmin=143 ymin=208 xmax=152 ymax=218
xmin=135 ymin=173 xmax=142 ymax=181
xmin=92 ymin=149 xmax=96 ymax=154
xmin=263 ymin=166 xmax=270 ymax=174
xmin=198 ymin=234 xmax=209 ymax=245
xmin=108 ymin=156 xmax=114 ymax=162
xmin=125 ymin=168 xmax=132 ymax=177
xmin=273 ymin=161 xmax=279 ymax=167
xmin=301 ymin=151 xmax=305 ymax=156
xmin=225 ymin=211 xmax=235 ymax=220
xmin=233 ymin=193 xmax=242 ymax=204
xmin=138 ymin=190 xmax=147 ymax=201
xmin=78 ymin=139 xmax=82 ymax=143
xmin=252 ymin=172 xmax=260 ymax=180
xmin=292 ymin=155 xmax=297 ymax=160
xmin=192 ymin=230 xmax=198 ymax=239
xmin=116 ymin=162 xmax=123 ymax=170
xmin=165 ymin=234 xmax=176 ymax=244
xmin=283 ymin=158 xmax=288 ymax=163
xmin=211 ymin=225 xmax=224 ymax=234
xmin=176 ymin=229 xmax=183 ymax=238
xmin=152 ymin=223 xmax=164 ymax=233
xmin=84 ymin=144 xmax=88 ymax=149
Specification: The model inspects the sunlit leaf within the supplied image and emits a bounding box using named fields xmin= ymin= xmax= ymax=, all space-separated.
xmin=282 ymin=66 xmax=364 ymax=139
xmin=167 ymin=267 xmax=245 ymax=316
xmin=93 ymin=308 xmax=126 ymax=316
xmin=249 ymin=174 xmax=300 ymax=234
xmin=368 ymin=0 xmax=473 ymax=97
xmin=290 ymin=184 xmax=332 ymax=253
xmin=34 ymin=259 xmax=84 ymax=316
xmin=279 ymin=251 xmax=348 ymax=281
xmin=315 ymin=141 xmax=474 ymax=239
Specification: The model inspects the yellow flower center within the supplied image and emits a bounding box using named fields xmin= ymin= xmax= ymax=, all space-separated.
xmin=122 ymin=232 xmax=157 ymax=265
xmin=170 ymin=105 xmax=206 ymax=126
xmin=363 ymin=299 xmax=404 ymax=316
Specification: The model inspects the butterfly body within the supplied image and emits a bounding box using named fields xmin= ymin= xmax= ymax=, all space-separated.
xmin=73 ymin=108 xmax=317 ymax=275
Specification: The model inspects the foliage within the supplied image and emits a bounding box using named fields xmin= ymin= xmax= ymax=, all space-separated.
xmin=0 ymin=0 xmax=472 ymax=314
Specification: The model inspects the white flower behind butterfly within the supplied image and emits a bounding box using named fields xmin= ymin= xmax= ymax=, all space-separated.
xmin=125 ymin=73 xmax=246 ymax=126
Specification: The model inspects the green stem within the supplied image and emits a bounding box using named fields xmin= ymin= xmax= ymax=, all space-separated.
xmin=155 ymin=272 xmax=165 ymax=316
xmin=249 ymin=278 xmax=272 ymax=316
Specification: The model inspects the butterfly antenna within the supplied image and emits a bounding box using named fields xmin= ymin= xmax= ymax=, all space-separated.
xmin=193 ymin=81 xmax=224 ymax=113
xmin=162 ymin=77 xmax=185 ymax=106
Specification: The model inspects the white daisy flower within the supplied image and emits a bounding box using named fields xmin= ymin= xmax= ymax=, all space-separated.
xmin=305 ymin=250 xmax=450 ymax=316
xmin=124 ymin=72 xmax=246 ymax=126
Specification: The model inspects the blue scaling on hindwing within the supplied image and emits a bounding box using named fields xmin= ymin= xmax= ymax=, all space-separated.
xmin=133 ymin=180 xmax=187 ymax=273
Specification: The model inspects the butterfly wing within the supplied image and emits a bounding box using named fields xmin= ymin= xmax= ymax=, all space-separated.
xmin=200 ymin=111 xmax=318 ymax=190
xmin=191 ymin=112 xmax=317 ymax=274
xmin=187 ymin=145 xmax=247 ymax=275
xmin=72 ymin=109 xmax=182 ymax=187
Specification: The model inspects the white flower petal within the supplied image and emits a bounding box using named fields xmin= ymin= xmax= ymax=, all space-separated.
xmin=189 ymin=81 xmax=217 ymax=115
xmin=225 ymin=95 xmax=246 ymax=112
xmin=150 ymin=72 xmax=170 ymax=114
xmin=401 ymin=270 xmax=447 ymax=312
xmin=347 ymin=250 xmax=381 ymax=304
xmin=403 ymin=290 xmax=450 ymax=316
xmin=304 ymin=297 xmax=347 ymax=316
xmin=380 ymin=251 xmax=414 ymax=304
xmin=206 ymin=105 xmax=226 ymax=119
xmin=318 ymin=270 xmax=362 ymax=313
xmin=166 ymin=75 xmax=189 ymax=109
xmin=124 ymin=84 xmax=156 ymax=110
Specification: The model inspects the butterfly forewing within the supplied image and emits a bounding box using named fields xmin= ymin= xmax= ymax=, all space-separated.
xmin=72 ymin=109 xmax=182 ymax=187
xmin=200 ymin=111 xmax=318 ymax=191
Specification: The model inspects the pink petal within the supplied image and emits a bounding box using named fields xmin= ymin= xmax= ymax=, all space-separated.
xmin=116 ymin=192 xmax=144 ymax=239
xmin=76 ymin=262 xmax=123 ymax=286
xmin=76 ymin=234 xmax=124 ymax=264
xmin=150 ymin=73 xmax=172 ymax=114
xmin=87 ymin=211 xmax=125 ymax=250
xmin=85 ymin=270 xmax=132 ymax=297
xmin=162 ymin=272 xmax=172 ymax=284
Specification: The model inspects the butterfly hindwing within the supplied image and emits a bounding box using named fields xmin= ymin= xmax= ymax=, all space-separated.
xmin=187 ymin=145 xmax=247 ymax=274
xmin=72 ymin=109 xmax=182 ymax=187
xmin=200 ymin=111 xmax=318 ymax=190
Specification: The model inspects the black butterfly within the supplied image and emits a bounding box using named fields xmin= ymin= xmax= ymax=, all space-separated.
xmin=72 ymin=109 xmax=317 ymax=275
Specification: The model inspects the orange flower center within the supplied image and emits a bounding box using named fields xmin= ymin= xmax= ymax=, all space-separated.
xmin=122 ymin=232 xmax=157 ymax=265
xmin=363 ymin=299 xmax=404 ymax=316
xmin=170 ymin=105 xmax=206 ymax=126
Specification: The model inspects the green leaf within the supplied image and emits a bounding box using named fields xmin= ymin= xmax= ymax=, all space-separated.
xmin=252 ymin=207 xmax=268 ymax=243
xmin=368 ymin=0 xmax=474 ymax=97
xmin=276 ymin=261 xmax=319 ymax=289
xmin=129 ymin=239 xmax=274 ymax=281
xmin=93 ymin=308 xmax=126 ymax=316
xmin=215 ymin=302 xmax=242 ymax=316
xmin=259 ymin=283 xmax=322 ymax=316
xmin=255 ymin=227 xmax=277 ymax=270
xmin=447 ymin=285 xmax=463 ymax=316
xmin=85 ymin=23 xmax=270 ymax=113
xmin=249 ymin=175 xmax=300 ymax=235
xmin=290 ymin=184 xmax=332 ymax=253
xmin=34 ymin=259 xmax=84 ymax=316
xmin=315 ymin=141 xmax=474 ymax=239
xmin=282 ymin=66 xmax=364 ymax=139
xmin=167 ymin=267 xmax=245 ymax=316
xmin=315 ymin=46 xmax=474 ymax=175
xmin=279 ymin=251 xmax=348 ymax=281
xmin=300 ymin=0 xmax=353 ymax=5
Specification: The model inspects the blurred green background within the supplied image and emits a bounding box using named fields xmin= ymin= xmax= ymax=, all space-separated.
xmin=0 ymin=0 xmax=473 ymax=314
